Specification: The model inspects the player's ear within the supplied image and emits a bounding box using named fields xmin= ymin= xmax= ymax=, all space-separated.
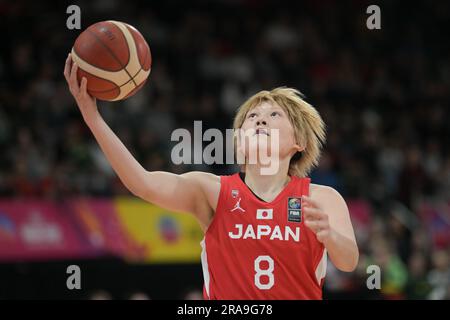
xmin=293 ymin=142 xmax=305 ymax=153
xmin=290 ymin=142 xmax=305 ymax=162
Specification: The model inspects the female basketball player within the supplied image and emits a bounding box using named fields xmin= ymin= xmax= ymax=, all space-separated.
xmin=64 ymin=54 xmax=358 ymax=299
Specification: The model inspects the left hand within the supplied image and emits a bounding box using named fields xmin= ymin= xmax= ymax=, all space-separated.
xmin=303 ymin=195 xmax=333 ymax=244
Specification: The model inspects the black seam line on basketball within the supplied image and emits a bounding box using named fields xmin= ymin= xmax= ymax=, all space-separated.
xmin=123 ymin=25 xmax=147 ymax=88
xmin=128 ymin=40 xmax=149 ymax=78
xmin=76 ymin=64 xmax=147 ymax=93
xmin=88 ymin=67 xmax=148 ymax=93
xmin=88 ymin=52 xmax=150 ymax=93
xmin=73 ymin=46 xmax=123 ymax=74
xmin=122 ymin=45 xmax=149 ymax=81
xmin=86 ymin=28 xmax=137 ymax=87
xmin=72 ymin=47 xmax=122 ymax=93
xmin=86 ymin=28 xmax=131 ymax=75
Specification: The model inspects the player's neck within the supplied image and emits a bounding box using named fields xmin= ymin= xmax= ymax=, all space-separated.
xmin=243 ymin=161 xmax=291 ymax=200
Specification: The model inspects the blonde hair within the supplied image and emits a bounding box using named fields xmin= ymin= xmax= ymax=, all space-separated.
xmin=233 ymin=87 xmax=326 ymax=177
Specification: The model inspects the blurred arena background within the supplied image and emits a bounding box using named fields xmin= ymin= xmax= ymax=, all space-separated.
xmin=0 ymin=0 xmax=449 ymax=300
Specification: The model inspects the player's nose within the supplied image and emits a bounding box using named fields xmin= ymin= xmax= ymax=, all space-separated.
xmin=256 ymin=119 xmax=267 ymax=126
xmin=255 ymin=113 xmax=268 ymax=126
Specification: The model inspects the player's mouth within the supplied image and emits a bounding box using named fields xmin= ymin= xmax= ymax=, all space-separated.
xmin=255 ymin=128 xmax=270 ymax=136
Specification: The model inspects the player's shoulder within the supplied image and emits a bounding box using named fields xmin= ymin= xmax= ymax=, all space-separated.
xmin=181 ymin=171 xmax=221 ymax=199
xmin=309 ymin=184 xmax=350 ymax=217
xmin=181 ymin=171 xmax=221 ymax=184
xmin=309 ymin=183 xmax=345 ymax=203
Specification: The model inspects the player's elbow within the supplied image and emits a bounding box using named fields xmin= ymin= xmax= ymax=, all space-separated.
xmin=335 ymin=249 xmax=359 ymax=272
xmin=337 ymin=261 xmax=358 ymax=273
xmin=134 ymin=184 xmax=157 ymax=203
xmin=130 ymin=187 xmax=146 ymax=200
xmin=125 ymin=180 xmax=153 ymax=202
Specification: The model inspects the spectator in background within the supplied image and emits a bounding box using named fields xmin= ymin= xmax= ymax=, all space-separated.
xmin=88 ymin=289 xmax=113 ymax=300
xmin=127 ymin=291 xmax=151 ymax=300
xmin=427 ymin=250 xmax=450 ymax=300
xmin=397 ymin=147 xmax=430 ymax=209
xmin=181 ymin=287 xmax=203 ymax=300
xmin=367 ymin=237 xmax=408 ymax=299
xmin=310 ymin=151 xmax=341 ymax=192
xmin=405 ymin=251 xmax=432 ymax=299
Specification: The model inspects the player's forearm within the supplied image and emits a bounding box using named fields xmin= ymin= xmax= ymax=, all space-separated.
xmin=85 ymin=114 xmax=149 ymax=198
xmin=323 ymin=229 xmax=359 ymax=272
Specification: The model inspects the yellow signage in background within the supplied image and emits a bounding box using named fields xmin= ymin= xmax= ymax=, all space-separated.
xmin=114 ymin=197 xmax=204 ymax=264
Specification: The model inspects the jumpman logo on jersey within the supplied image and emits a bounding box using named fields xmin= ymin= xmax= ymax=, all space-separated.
xmin=231 ymin=197 xmax=245 ymax=213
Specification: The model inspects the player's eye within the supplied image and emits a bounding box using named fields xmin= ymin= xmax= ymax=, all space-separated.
xmin=271 ymin=111 xmax=280 ymax=117
xmin=248 ymin=113 xmax=257 ymax=119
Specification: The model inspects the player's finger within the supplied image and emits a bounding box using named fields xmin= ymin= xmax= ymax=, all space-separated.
xmin=304 ymin=219 xmax=317 ymax=231
xmin=304 ymin=220 xmax=325 ymax=233
xmin=303 ymin=207 xmax=324 ymax=221
xmin=308 ymin=220 xmax=328 ymax=233
xmin=80 ymin=77 xmax=88 ymax=97
xmin=63 ymin=54 xmax=71 ymax=83
xmin=70 ymin=61 xmax=80 ymax=94
xmin=302 ymin=195 xmax=321 ymax=209
xmin=316 ymin=229 xmax=330 ymax=243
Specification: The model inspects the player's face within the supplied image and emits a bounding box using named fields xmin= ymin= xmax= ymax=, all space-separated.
xmin=238 ymin=101 xmax=302 ymax=164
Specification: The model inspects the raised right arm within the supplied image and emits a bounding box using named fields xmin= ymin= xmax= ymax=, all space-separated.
xmin=64 ymin=54 xmax=219 ymax=229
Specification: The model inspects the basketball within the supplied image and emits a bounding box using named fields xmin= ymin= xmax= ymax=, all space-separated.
xmin=71 ymin=20 xmax=151 ymax=101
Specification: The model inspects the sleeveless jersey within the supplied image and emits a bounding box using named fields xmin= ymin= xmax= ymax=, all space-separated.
xmin=200 ymin=173 xmax=327 ymax=300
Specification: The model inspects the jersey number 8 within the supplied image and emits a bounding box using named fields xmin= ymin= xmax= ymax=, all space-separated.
xmin=254 ymin=255 xmax=275 ymax=290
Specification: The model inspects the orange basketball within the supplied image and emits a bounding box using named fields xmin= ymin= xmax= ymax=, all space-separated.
xmin=71 ymin=20 xmax=152 ymax=101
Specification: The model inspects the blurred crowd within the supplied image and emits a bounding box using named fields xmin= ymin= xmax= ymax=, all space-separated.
xmin=86 ymin=288 xmax=203 ymax=300
xmin=0 ymin=0 xmax=449 ymax=299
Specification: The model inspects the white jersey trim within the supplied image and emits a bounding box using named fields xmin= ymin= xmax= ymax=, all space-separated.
xmin=315 ymin=249 xmax=327 ymax=285
xmin=200 ymin=238 xmax=210 ymax=299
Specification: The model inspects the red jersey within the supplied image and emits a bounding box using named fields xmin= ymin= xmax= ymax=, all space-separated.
xmin=200 ymin=173 xmax=327 ymax=300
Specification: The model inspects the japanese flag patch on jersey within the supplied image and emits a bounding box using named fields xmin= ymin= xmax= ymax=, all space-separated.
xmin=256 ymin=208 xmax=273 ymax=220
